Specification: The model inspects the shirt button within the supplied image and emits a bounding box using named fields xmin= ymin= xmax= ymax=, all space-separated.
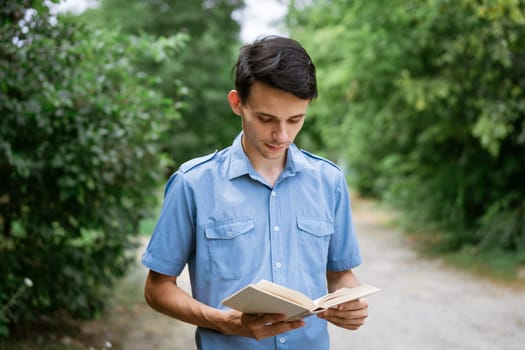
xmin=227 ymin=230 xmax=233 ymax=237
xmin=271 ymin=191 xmax=277 ymax=197
xmin=276 ymin=262 xmax=282 ymax=268
xmin=279 ymin=337 xmax=286 ymax=344
xmin=273 ymin=226 xmax=280 ymax=232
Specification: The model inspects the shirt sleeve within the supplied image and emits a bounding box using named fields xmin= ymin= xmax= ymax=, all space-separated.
xmin=327 ymin=172 xmax=362 ymax=271
xmin=141 ymin=171 xmax=195 ymax=276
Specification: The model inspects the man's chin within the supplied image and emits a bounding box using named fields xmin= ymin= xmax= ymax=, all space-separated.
xmin=262 ymin=150 xmax=287 ymax=161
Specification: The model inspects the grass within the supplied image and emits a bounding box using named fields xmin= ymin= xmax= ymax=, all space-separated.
xmin=407 ymin=231 xmax=525 ymax=286
xmin=388 ymin=211 xmax=525 ymax=288
xmin=441 ymin=247 xmax=525 ymax=287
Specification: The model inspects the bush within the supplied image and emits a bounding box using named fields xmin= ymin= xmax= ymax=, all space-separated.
xmin=0 ymin=2 xmax=186 ymax=336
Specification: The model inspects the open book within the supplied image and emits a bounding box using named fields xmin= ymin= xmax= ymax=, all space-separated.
xmin=222 ymin=279 xmax=380 ymax=321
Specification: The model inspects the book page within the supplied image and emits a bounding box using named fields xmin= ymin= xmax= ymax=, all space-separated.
xmin=316 ymin=284 xmax=380 ymax=310
xmin=221 ymin=283 xmax=313 ymax=320
xmin=256 ymin=280 xmax=316 ymax=309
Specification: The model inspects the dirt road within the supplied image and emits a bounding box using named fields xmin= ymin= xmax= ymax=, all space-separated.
xmin=329 ymin=199 xmax=525 ymax=350
xmin=116 ymin=199 xmax=525 ymax=350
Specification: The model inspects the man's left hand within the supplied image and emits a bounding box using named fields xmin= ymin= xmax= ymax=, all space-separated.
xmin=317 ymin=298 xmax=369 ymax=330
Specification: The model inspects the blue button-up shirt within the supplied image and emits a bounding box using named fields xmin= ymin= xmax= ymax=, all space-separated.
xmin=142 ymin=133 xmax=362 ymax=350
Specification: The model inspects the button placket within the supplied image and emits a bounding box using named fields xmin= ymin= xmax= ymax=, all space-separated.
xmin=269 ymin=186 xmax=285 ymax=282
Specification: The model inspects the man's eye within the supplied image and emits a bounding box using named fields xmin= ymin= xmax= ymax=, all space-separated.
xmin=289 ymin=118 xmax=302 ymax=124
xmin=258 ymin=116 xmax=272 ymax=123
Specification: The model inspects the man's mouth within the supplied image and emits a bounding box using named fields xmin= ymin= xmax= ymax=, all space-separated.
xmin=265 ymin=143 xmax=287 ymax=151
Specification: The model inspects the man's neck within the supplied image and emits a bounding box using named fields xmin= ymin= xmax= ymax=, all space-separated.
xmin=255 ymin=161 xmax=284 ymax=188
xmin=241 ymin=137 xmax=286 ymax=187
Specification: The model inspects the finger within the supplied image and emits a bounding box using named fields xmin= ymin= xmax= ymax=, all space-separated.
xmin=330 ymin=317 xmax=366 ymax=330
xmin=319 ymin=311 xmax=368 ymax=324
xmin=337 ymin=298 xmax=369 ymax=311
xmin=247 ymin=316 xmax=305 ymax=340
xmin=321 ymin=306 xmax=368 ymax=320
xmin=320 ymin=302 xmax=367 ymax=320
xmin=318 ymin=306 xmax=368 ymax=330
xmin=246 ymin=313 xmax=286 ymax=326
xmin=321 ymin=311 xmax=367 ymax=330
xmin=267 ymin=319 xmax=305 ymax=333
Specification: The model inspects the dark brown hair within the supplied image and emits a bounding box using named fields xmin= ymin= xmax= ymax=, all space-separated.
xmin=233 ymin=35 xmax=318 ymax=102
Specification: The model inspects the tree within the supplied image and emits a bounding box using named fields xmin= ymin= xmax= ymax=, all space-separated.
xmin=288 ymin=0 xmax=525 ymax=254
xmin=81 ymin=0 xmax=245 ymax=171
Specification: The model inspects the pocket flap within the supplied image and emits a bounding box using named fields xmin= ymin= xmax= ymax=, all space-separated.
xmin=297 ymin=217 xmax=334 ymax=237
xmin=205 ymin=219 xmax=255 ymax=239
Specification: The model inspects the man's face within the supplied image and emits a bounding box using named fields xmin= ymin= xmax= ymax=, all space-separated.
xmin=228 ymin=82 xmax=310 ymax=164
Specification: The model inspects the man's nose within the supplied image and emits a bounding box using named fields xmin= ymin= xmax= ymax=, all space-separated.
xmin=272 ymin=124 xmax=288 ymax=142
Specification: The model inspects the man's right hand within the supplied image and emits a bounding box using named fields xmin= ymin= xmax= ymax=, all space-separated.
xmin=219 ymin=310 xmax=305 ymax=340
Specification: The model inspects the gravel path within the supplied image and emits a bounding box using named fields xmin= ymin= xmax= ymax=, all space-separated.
xmin=121 ymin=198 xmax=525 ymax=350
xmin=330 ymin=199 xmax=525 ymax=350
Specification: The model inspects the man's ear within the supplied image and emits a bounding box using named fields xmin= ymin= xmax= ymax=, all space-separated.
xmin=227 ymin=90 xmax=243 ymax=116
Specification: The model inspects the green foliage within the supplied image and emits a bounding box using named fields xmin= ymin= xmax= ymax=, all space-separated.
xmin=81 ymin=0 xmax=245 ymax=170
xmin=0 ymin=2 xmax=185 ymax=335
xmin=288 ymin=0 xmax=525 ymax=253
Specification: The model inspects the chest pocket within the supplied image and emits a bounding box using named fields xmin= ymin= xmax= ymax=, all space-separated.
xmin=297 ymin=217 xmax=334 ymax=274
xmin=205 ymin=218 xmax=257 ymax=280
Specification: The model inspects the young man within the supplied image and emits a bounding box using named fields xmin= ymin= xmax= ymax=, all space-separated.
xmin=142 ymin=35 xmax=368 ymax=349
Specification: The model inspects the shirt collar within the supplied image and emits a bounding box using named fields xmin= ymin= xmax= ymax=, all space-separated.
xmin=227 ymin=132 xmax=312 ymax=181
